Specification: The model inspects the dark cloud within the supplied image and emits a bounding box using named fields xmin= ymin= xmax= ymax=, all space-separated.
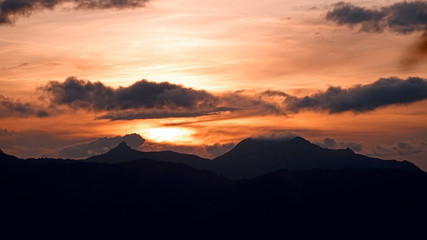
xmin=326 ymin=2 xmax=386 ymax=32
xmin=59 ymin=133 xmax=145 ymax=158
xmin=285 ymin=77 xmax=427 ymax=113
xmin=0 ymin=94 xmax=49 ymax=117
xmin=0 ymin=0 xmax=150 ymax=25
xmin=40 ymin=77 xmax=288 ymax=120
xmin=322 ymin=137 xmax=337 ymax=149
xmin=316 ymin=137 xmax=363 ymax=152
xmin=327 ymin=1 xmax=427 ymax=67
xmin=42 ymin=76 xmax=218 ymax=111
xmin=326 ymin=1 xmax=427 ymax=33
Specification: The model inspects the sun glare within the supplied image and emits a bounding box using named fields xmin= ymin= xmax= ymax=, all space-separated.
xmin=145 ymin=127 xmax=195 ymax=143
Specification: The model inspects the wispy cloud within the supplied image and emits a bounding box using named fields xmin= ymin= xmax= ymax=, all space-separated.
xmin=372 ymin=141 xmax=427 ymax=157
xmin=0 ymin=94 xmax=49 ymax=117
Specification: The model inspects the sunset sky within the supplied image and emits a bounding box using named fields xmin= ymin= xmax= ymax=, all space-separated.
xmin=1 ymin=0 xmax=427 ymax=169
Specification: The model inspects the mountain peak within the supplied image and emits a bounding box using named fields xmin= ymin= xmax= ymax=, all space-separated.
xmin=344 ymin=147 xmax=354 ymax=154
xmin=110 ymin=141 xmax=132 ymax=152
xmin=288 ymin=136 xmax=310 ymax=144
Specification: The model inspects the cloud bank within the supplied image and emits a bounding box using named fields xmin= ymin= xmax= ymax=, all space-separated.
xmin=39 ymin=76 xmax=288 ymax=120
xmin=285 ymin=77 xmax=427 ymax=113
xmin=4 ymin=76 xmax=427 ymax=119
xmin=0 ymin=0 xmax=150 ymax=25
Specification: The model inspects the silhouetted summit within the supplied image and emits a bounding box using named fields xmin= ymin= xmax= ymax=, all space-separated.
xmin=211 ymin=136 xmax=420 ymax=179
xmin=85 ymin=141 xmax=212 ymax=166
xmin=114 ymin=141 xmax=133 ymax=151
xmin=85 ymin=136 xmax=420 ymax=179
xmin=85 ymin=141 xmax=143 ymax=164
xmin=0 ymin=148 xmax=20 ymax=162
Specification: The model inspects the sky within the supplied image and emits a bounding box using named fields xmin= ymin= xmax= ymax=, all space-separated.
xmin=1 ymin=0 xmax=427 ymax=169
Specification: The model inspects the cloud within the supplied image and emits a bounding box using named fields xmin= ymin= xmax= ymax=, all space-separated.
xmin=392 ymin=142 xmax=423 ymax=156
xmin=0 ymin=94 xmax=49 ymax=117
xmin=0 ymin=0 xmax=150 ymax=25
xmin=326 ymin=1 xmax=427 ymax=34
xmin=42 ymin=76 xmax=219 ymax=110
xmin=315 ymin=137 xmax=363 ymax=152
xmin=372 ymin=145 xmax=397 ymax=157
xmin=285 ymin=77 xmax=427 ymax=113
xmin=40 ymin=76 xmax=288 ymax=120
xmin=326 ymin=1 xmax=427 ymax=67
xmin=326 ymin=2 xmax=386 ymax=32
xmin=372 ymin=140 xmax=426 ymax=157
xmin=58 ymin=133 xmax=145 ymax=158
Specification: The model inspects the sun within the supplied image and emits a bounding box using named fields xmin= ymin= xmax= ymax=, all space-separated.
xmin=145 ymin=127 xmax=195 ymax=143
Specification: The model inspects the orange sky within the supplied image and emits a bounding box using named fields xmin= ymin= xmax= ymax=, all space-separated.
xmin=1 ymin=0 xmax=427 ymax=169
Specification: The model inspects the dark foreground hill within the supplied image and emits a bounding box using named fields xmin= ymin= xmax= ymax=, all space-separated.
xmin=1 ymin=149 xmax=427 ymax=239
xmin=84 ymin=137 xmax=421 ymax=179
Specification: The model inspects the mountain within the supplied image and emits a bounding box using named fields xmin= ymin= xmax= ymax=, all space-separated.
xmin=0 ymin=148 xmax=20 ymax=162
xmin=1 ymin=141 xmax=427 ymax=238
xmin=84 ymin=137 xmax=421 ymax=180
xmin=211 ymin=136 xmax=421 ymax=179
xmin=84 ymin=141 xmax=212 ymax=169
xmin=1 ymin=151 xmax=427 ymax=239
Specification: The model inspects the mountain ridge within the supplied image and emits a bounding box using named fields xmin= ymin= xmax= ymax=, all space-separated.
xmin=0 ymin=136 xmax=421 ymax=180
xmin=82 ymin=136 xmax=421 ymax=179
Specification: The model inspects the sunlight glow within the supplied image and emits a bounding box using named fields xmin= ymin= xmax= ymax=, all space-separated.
xmin=145 ymin=127 xmax=195 ymax=143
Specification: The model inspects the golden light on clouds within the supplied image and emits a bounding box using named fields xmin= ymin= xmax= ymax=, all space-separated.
xmin=1 ymin=0 xmax=427 ymax=169
xmin=143 ymin=127 xmax=195 ymax=143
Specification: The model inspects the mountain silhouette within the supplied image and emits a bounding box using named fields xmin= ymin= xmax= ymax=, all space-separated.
xmin=83 ymin=137 xmax=420 ymax=180
xmin=85 ymin=141 xmax=212 ymax=168
xmin=210 ymin=136 xmax=420 ymax=179
xmin=1 ymin=141 xmax=427 ymax=238
xmin=0 ymin=148 xmax=20 ymax=163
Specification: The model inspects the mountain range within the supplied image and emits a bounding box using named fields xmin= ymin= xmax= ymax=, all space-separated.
xmin=1 ymin=136 xmax=426 ymax=239
xmin=84 ymin=136 xmax=421 ymax=179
